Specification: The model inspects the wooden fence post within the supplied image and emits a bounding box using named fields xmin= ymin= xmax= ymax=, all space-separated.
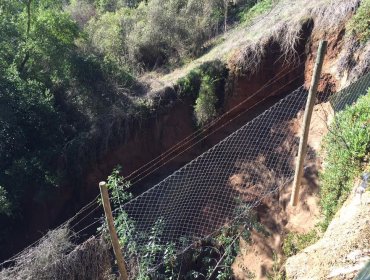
xmin=290 ymin=40 xmax=327 ymax=206
xmin=99 ymin=181 xmax=129 ymax=280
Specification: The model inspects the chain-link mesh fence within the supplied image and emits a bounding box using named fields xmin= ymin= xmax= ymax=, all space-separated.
xmin=120 ymin=86 xmax=305 ymax=243
xmin=115 ymin=72 xmax=370 ymax=271
xmin=1 ymin=72 xmax=369 ymax=279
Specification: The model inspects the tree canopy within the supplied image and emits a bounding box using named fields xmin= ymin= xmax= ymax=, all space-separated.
xmin=0 ymin=0 xmax=259 ymax=256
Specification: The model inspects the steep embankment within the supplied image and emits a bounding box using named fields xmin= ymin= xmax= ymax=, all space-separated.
xmin=6 ymin=0 xmax=369 ymax=264
xmin=79 ymin=0 xmax=369 ymax=222
xmin=86 ymin=0 xmax=369 ymax=198
xmin=84 ymin=0 xmax=365 ymax=197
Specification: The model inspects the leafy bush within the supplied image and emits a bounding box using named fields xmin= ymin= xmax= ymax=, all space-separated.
xmin=0 ymin=0 xmax=138 ymax=253
xmin=282 ymin=230 xmax=318 ymax=257
xmin=0 ymin=73 xmax=65 ymax=201
xmin=74 ymin=0 xmax=263 ymax=70
xmin=346 ymin=0 xmax=370 ymax=43
xmin=319 ymin=89 xmax=370 ymax=230
xmin=177 ymin=61 xmax=227 ymax=126
xmin=96 ymin=0 xmax=143 ymax=12
xmin=128 ymin=0 xmax=227 ymax=68
xmin=101 ymin=168 xmax=257 ymax=279
xmin=194 ymin=75 xmax=219 ymax=126
xmin=177 ymin=68 xmax=203 ymax=98
xmin=0 ymin=186 xmax=11 ymax=216
xmin=84 ymin=7 xmax=135 ymax=69
xmin=65 ymin=0 xmax=96 ymax=28
xmin=238 ymin=0 xmax=274 ymax=25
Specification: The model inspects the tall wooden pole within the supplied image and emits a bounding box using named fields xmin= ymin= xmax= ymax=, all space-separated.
xmin=99 ymin=181 xmax=128 ymax=280
xmin=290 ymin=40 xmax=327 ymax=206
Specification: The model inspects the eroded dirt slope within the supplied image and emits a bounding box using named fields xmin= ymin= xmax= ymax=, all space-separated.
xmin=286 ymin=187 xmax=370 ymax=280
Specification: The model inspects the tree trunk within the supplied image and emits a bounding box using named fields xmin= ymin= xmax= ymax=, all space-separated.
xmin=19 ymin=0 xmax=32 ymax=74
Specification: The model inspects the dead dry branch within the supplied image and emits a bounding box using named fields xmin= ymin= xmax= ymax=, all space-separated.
xmin=0 ymin=227 xmax=112 ymax=280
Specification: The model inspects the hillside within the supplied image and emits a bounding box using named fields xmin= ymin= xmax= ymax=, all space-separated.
xmin=0 ymin=0 xmax=369 ymax=278
xmin=141 ymin=0 xmax=369 ymax=93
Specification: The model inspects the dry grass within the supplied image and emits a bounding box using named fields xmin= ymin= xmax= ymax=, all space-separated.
xmin=338 ymin=36 xmax=370 ymax=83
xmin=142 ymin=0 xmax=363 ymax=93
xmin=0 ymin=227 xmax=112 ymax=280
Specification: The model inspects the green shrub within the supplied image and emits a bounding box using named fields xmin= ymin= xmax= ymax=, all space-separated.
xmin=347 ymin=0 xmax=370 ymax=43
xmin=194 ymin=75 xmax=218 ymax=126
xmin=0 ymin=0 xmax=140 ymax=252
xmin=73 ymin=0 xmax=262 ymax=70
xmin=177 ymin=61 xmax=228 ymax=127
xmin=238 ymin=0 xmax=274 ymax=25
xmin=319 ymin=89 xmax=370 ymax=230
xmin=267 ymin=253 xmax=285 ymax=280
xmin=282 ymin=230 xmax=319 ymax=257
xmin=0 ymin=186 xmax=11 ymax=216
xmin=101 ymin=168 xmax=256 ymax=279
xmin=177 ymin=68 xmax=203 ymax=98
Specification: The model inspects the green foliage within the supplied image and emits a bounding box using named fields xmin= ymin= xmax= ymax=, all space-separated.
xmin=106 ymin=166 xmax=133 ymax=204
xmin=282 ymin=230 xmax=318 ymax=257
xmin=129 ymin=0 xmax=228 ymax=67
xmin=65 ymin=0 xmax=96 ymax=28
xmin=102 ymin=169 xmax=257 ymax=279
xmin=178 ymin=68 xmax=203 ymax=98
xmin=0 ymin=64 xmax=66 ymax=245
xmin=0 ymin=72 xmax=64 ymax=198
xmin=177 ymin=61 xmax=227 ymax=126
xmin=16 ymin=6 xmax=80 ymax=86
xmin=84 ymin=7 xmax=134 ymax=69
xmin=96 ymin=0 xmax=142 ymax=11
xmin=267 ymin=253 xmax=285 ymax=280
xmin=100 ymin=168 xmax=174 ymax=279
xmin=0 ymin=0 xmax=139 ymax=251
xmin=238 ymin=0 xmax=274 ymax=25
xmin=0 ymin=186 xmax=11 ymax=216
xmin=319 ymin=89 xmax=370 ymax=230
xmin=347 ymin=0 xmax=370 ymax=43
xmin=194 ymin=75 xmax=218 ymax=126
xmin=72 ymin=0 xmax=261 ymax=70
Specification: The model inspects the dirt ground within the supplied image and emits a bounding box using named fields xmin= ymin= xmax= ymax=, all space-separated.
xmin=285 ymin=186 xmax=370 ymax=280
xmin=232 ymin=101 xmax=333 ymax=279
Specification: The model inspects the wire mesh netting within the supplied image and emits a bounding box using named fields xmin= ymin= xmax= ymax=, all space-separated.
xmin=118 ymin=86 xmax=308 ymax=258
xmin=117 ymin=72 xmax=370 ymax=268
xmin=330 ymin=73 xmax=370 ymax=113
xmin=1 ymin=72 xmax=369 ymax=279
